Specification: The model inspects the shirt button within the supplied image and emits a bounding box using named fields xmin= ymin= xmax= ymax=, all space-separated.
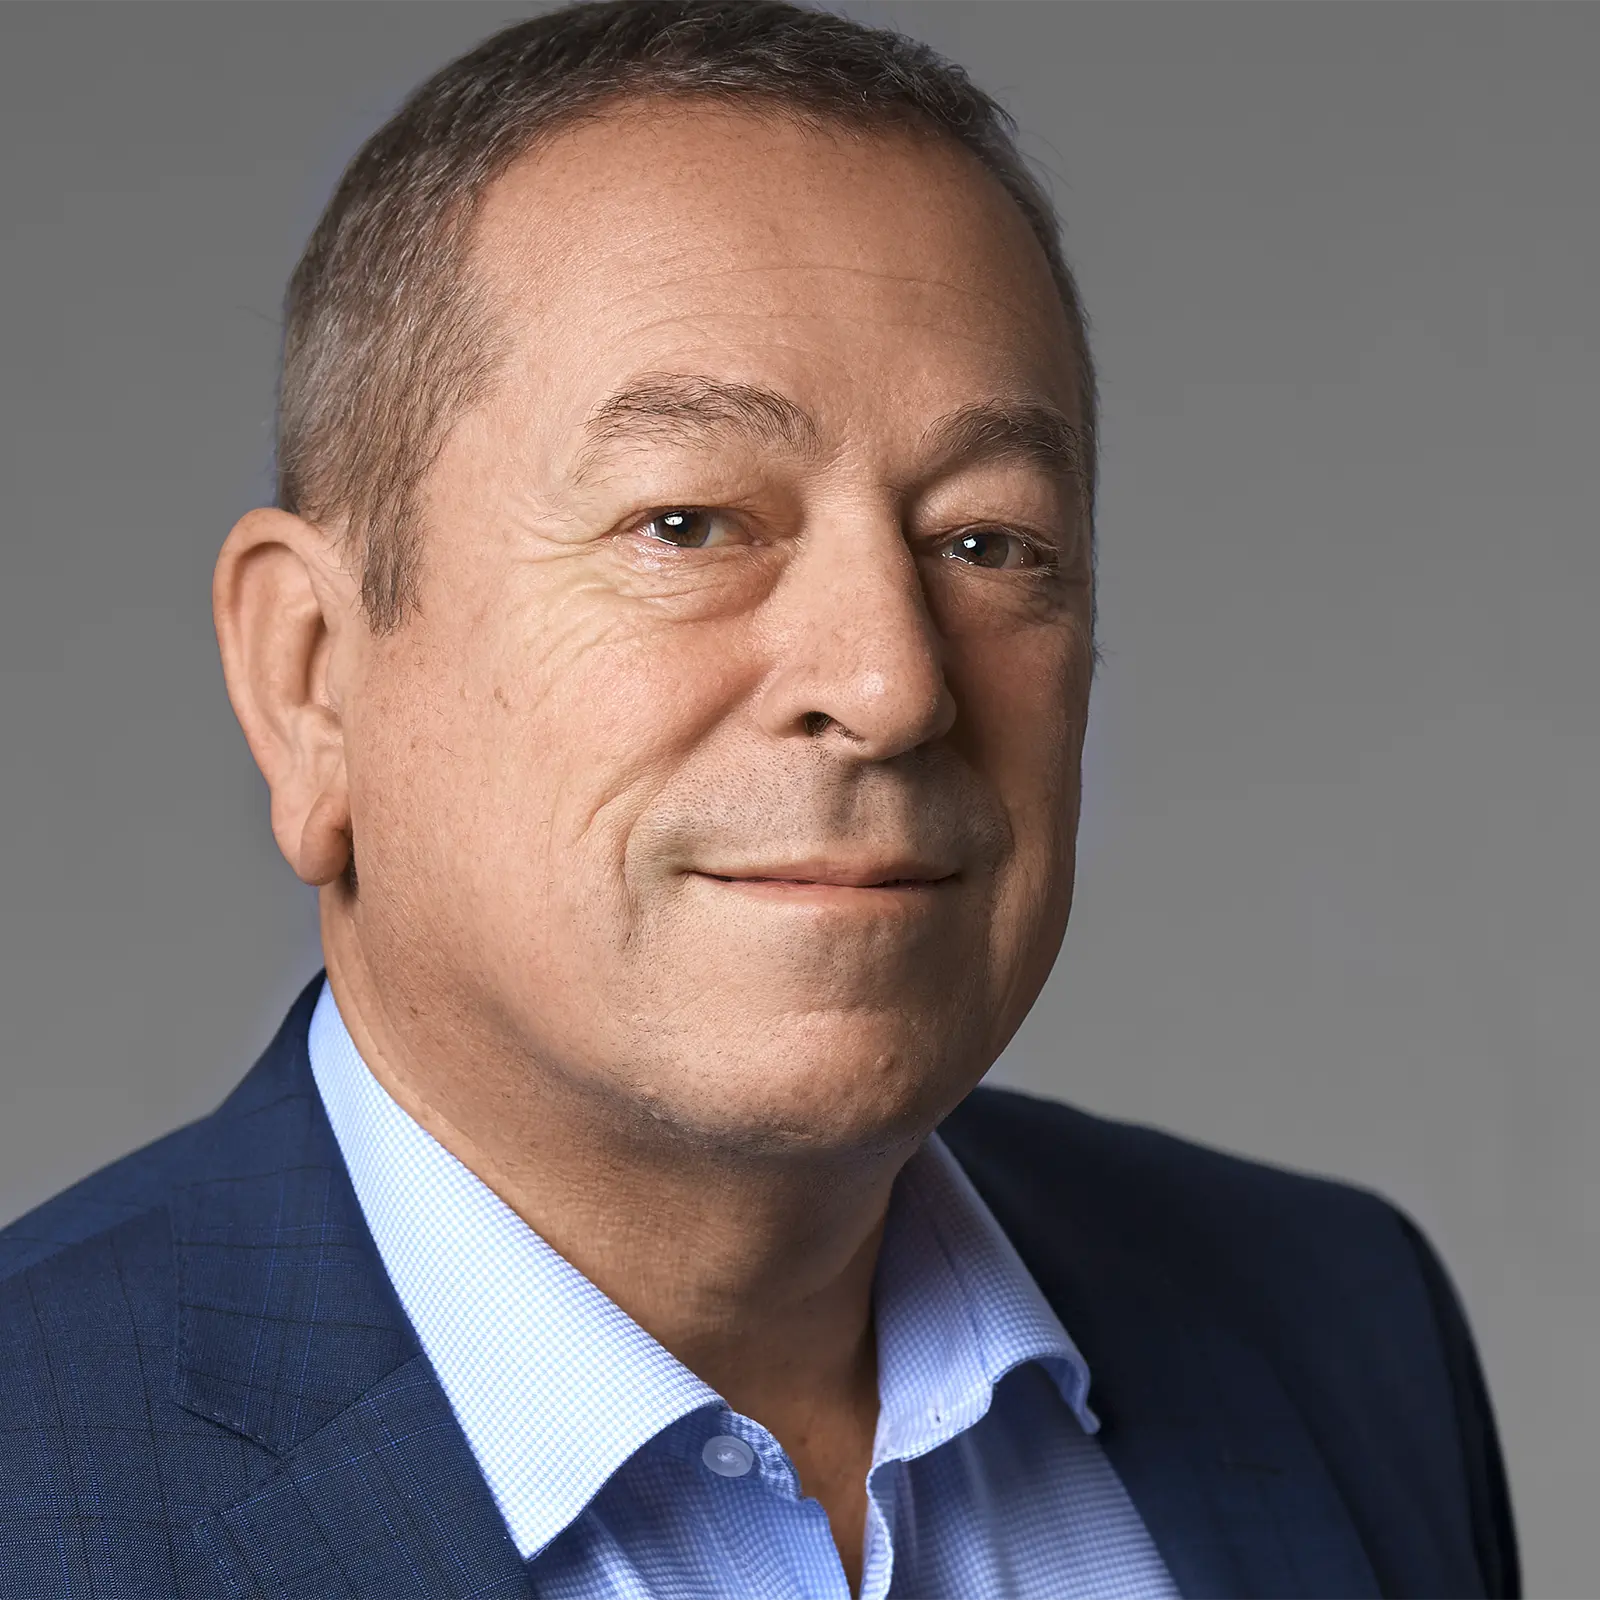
xmin=702 ymin=1435 xmax=756 ymax=1477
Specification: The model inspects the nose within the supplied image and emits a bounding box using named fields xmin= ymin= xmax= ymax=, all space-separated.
xmin=752 ymin=514 xmax=957 ymax=760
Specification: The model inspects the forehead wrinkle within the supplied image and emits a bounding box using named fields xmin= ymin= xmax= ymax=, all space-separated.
xmin=594 ymin=256 xmax=1051 ymax=334
xmin=569 ymin=372 xmax=819 ymax=487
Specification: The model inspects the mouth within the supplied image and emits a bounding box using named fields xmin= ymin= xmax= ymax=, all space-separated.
xmin=692 ymin=861 xmax=958 ymax=891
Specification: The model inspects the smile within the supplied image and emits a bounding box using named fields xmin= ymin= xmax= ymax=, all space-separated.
xmin=693 ymin=860 xmax=957 ymax=890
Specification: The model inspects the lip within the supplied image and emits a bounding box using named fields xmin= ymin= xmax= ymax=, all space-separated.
xmin=691 ymin=860 xmax=958 ymax=889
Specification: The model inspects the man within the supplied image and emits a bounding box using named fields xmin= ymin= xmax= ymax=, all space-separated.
xmin=0 ymin=2 xmax=1517 ymax=1596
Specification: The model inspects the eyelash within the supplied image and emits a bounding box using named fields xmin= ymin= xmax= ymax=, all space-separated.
xmin=630 ymin=508 xmax=1059 ymax=572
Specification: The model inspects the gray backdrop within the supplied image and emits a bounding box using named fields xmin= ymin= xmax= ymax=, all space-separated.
xmin=2 ymin=3 xmax=1594 ymax=1592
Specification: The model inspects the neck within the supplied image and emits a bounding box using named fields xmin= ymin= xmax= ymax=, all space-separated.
xmin=319 ymin=921 xmax=915 ymax=1439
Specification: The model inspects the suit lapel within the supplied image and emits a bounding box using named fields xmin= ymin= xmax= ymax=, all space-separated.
xmin=170 ymin=976 xmax=530 ymax=1600
xmin=942 ymin=1105 xmax=1382 ymax=1600
xmin=188 ymin=1353 xmax=530 ymax=1599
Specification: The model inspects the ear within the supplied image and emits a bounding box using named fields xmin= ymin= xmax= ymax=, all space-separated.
xmin=213 ymin=508 xmax=360 ymax=886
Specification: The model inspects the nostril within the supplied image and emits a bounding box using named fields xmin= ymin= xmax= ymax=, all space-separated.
xmin=801 ymin=711 xmax=834 ymax=737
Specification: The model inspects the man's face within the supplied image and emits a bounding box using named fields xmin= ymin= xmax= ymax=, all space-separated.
xmin=341 ymin=104 xmax=1094 ymax=1155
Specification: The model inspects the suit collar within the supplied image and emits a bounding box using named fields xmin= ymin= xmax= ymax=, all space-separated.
xmin=170 ymin=972 xmax=530 ymax=1598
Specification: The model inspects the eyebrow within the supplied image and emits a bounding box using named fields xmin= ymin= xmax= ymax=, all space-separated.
xmin=919 ymin=399 xmax=1088 ymax=492
xmin=570 ymin=372 xmax=1086 ymax=492
xmin=571 ymin=374 xmax=817 ymax=484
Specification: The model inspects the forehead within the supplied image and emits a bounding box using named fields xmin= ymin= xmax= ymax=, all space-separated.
xmin=466 ymin=101 xmax=1080 ymax=449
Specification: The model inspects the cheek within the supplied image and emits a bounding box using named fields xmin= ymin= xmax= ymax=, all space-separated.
xmin=957 ymin=630 xmax=1088 ymax=966
xmin=469 ymin=592 xmax=758 ymax=877
xmin=346 ymin=648 xmax=496 ymax=866
xmin=955 ymin=627 xmax=1089 ymax=828
xmin=982 ymin=725 xmax=1085 ymax=1033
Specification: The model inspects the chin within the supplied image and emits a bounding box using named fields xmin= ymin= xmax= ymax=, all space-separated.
xmin=622 ymin=1014 xmax=988 ymax=1159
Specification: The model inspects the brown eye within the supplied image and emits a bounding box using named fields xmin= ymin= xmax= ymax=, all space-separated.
xmin=941 ymin=529 xmax=1047 ymax=570
xmin=639 ymin=509 xmax=738 ymax=548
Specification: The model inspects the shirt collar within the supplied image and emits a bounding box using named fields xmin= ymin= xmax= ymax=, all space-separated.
xmin=873 ymin=1129 xmax=1099 ymax=1464
xmin=308 ymin=978 xmax=1097 ymax=1560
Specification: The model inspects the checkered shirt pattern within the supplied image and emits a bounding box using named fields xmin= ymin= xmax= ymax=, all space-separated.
xmin=309 ymin=979 xmax=1181 ymax=1599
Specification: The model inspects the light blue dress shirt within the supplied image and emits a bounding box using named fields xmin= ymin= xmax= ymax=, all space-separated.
xmin=308 ymin=979 xmax=1179 ymax=1599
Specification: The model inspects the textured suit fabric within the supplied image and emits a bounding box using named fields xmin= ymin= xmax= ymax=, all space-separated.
xmin=0 ymin=972 xmax=1518 ymax=1598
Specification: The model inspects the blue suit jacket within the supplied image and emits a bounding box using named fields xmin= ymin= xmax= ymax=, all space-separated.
xmin=0 ymin=974 xmax=1517 ymax=1598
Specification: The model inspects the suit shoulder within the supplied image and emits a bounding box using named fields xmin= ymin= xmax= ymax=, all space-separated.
xmin=946 ymin=1080 xmax=1395 ymax=1202
xmin=0 ymin=1119 xmax=218 ymax=1285
xmin=945 ymin=1086 xmax=1519 ymax=1597
xmin=940 ymin=1083 xmax=1460 ymax=1459
xmin=0 ymin=973 xmax=325 ymax=1290
xmin=941 ymin=1082 xmax=1412 ymax=1269
xmin=0 ymin=1001 xmax=321 ymax=1288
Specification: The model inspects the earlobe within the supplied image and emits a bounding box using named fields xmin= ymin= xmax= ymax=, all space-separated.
xmin=295 ymin=786 xmax=356 ymax=887
xmin=213 ymin=507 xmax=357 ymax=886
